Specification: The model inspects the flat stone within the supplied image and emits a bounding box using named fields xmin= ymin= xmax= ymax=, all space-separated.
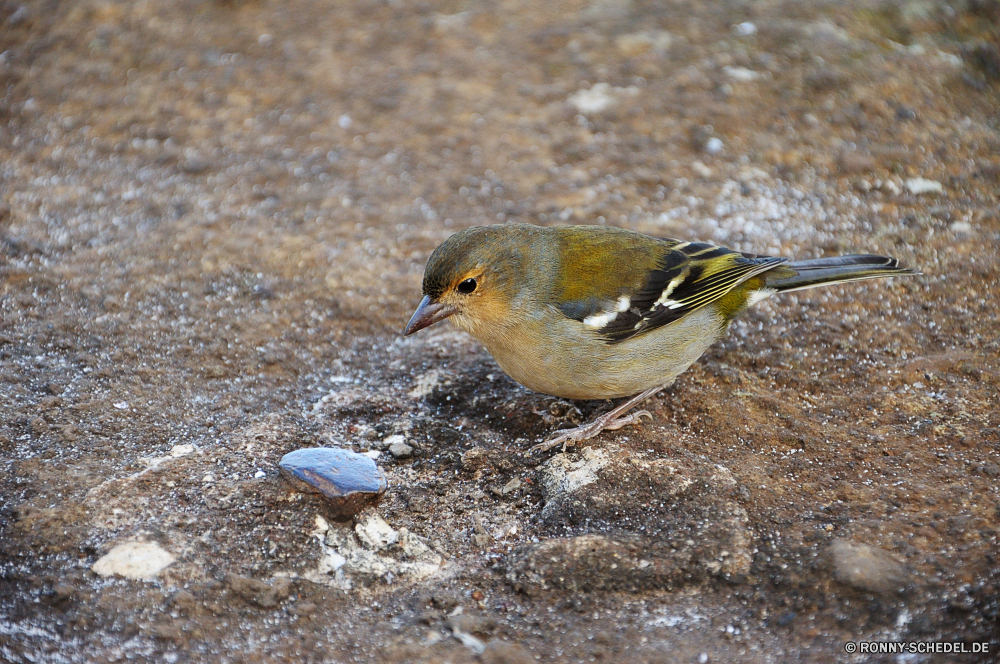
xmin=389 ymin=440 xmax=414 ymax=458
xmin=92 ymin=541 xmax=175 ymax=580
xmin=279 ymin=447 xmax=387 ymax=520
xmin=905 ymin=177 xmax=943 ymax=194
xmin=829 ymin=539 xmax=911 ymax=596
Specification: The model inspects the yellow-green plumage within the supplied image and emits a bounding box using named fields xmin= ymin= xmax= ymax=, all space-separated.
xmin=407 ymin=223 xmax=914 ymax=401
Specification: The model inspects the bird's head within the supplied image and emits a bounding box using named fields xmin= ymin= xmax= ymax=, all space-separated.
xmin=403 ymin=225 xmax=533 ymax=338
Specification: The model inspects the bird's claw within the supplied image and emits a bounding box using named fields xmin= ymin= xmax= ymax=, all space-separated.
xmin=526 ymin=409 xmax=654 ymax=455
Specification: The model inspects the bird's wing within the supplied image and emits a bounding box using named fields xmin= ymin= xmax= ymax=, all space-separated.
xmin=557 ymin=239 xmax=787 ymax=344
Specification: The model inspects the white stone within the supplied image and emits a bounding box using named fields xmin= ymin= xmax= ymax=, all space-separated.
xmin=704 ymin=137 xmax=724 ymax=155
xmin=732 ymin=22 xmax=756 ymax=36
xmin=92 ymin=541 xmax=175 ymax=580
xmin=723 ymin=66 xmax=764 ymax=82
xmin=747 ymin=288 xmax=776 ymax=306
xmin=905 ymin=178 xmax=943 ymax=195
xmin=355 ymin=513 xmax=398 ymax=550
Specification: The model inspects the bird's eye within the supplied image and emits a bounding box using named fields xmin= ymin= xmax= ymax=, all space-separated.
xmin=457 ymin=278 xmax=477 ymax=294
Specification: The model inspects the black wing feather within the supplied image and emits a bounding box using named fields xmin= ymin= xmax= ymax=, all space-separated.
xmin=599 ymin=242 xmax=786 ymax=343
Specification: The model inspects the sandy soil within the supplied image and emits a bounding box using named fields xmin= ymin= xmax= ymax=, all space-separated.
xmin=0 ymin=0 xmax=998 ymax=662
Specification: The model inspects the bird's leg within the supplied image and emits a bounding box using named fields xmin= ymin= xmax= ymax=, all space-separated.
xmin=527 ymin=385 xmax=665 ymax=455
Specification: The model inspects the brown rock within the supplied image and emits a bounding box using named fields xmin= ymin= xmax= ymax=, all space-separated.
xmin=829 ymin=540 xmax=910 ymax=596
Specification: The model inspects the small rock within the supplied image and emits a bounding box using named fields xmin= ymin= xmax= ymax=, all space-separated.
xmin=92 ymin=541 xmax=175 ymax=580
xmin=703 ymin=137 xmax=724 ymax=155
xmin=279 ymin=447 xmax=388 ymax=520
xmin=732 ymin=22 xmax=756 ymax=36
xmin=614 ymin=30 xmax=672 ymax=57
xmin=829 ymin=540 xmax=910 ymax=596
xmin=389 ymin=440 xmax=414 ymax=459
xmin=723 ymin=66 xmax=765 ymax=82
xmin=308 ymin=515 xmax=443 ymax=588
xmin=500 ymin=478 xmax=522 ymax=496
xmin=905 ymin=177 xmax=943 ymax=195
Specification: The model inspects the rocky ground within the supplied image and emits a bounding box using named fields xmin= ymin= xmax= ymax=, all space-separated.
xmin=1 ymin=0 xmax=998 ymax=662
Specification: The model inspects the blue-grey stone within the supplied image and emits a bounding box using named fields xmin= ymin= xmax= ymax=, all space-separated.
xmin=279 ymin=447 xmax=387 ymax=519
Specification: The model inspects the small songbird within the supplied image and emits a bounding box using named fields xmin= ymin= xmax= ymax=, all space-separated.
xmin=403 ymin=224 xmax=914 ymax=453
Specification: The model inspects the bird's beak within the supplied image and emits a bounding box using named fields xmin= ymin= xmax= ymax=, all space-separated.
xmin=403 ymin=295 xmax=457 ymax=336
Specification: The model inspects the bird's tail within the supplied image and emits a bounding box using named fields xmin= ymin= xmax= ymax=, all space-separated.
xmin=764 ymin=255 xmax=917 ymax=293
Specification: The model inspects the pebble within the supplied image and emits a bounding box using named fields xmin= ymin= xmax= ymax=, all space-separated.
xmin=723 ymin=66 xmax=765 ymax=82
xmin=378 ymin=433 xmax=406 ymax=451
xmin=279 ymin=448 xmax=387 ymax=519
xmin=732 ymin=22 xmax=757 ymax=36
xmin=829 ymin=539 xmax=910 ymax=596
xmin=703 ymin=137 xmax=724 ymax=155
xmin=92 ymin=541 xmax=175 ymax=580
xmin=389 ymin=440 xmax=414 ymax=458
xmin=905 ymin=177 xmax=943 ymax=195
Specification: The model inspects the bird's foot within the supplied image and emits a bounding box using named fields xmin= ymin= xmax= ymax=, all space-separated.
xmin=527 ymin=410 xmax=653 ymax=455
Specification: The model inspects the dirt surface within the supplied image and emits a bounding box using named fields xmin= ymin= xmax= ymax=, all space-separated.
xmin=1 ymin=0 xmax=998 ymax=662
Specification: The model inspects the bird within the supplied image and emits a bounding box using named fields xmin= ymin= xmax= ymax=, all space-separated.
xmin=403 ymin=223 xmax=915 ymax=454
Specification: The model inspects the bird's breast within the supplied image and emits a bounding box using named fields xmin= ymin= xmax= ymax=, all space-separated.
xmin=472 ymin=306 xmax=727 ymax=400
